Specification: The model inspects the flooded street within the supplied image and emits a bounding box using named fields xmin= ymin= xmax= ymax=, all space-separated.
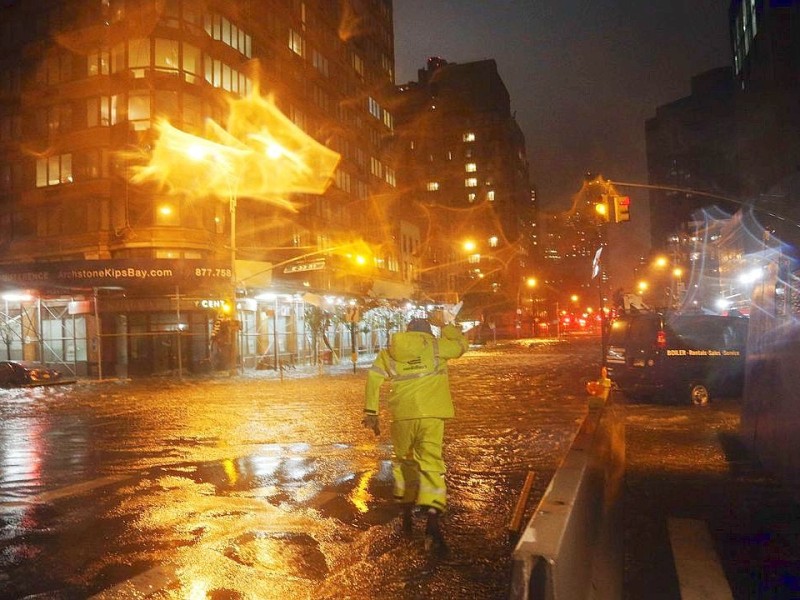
xmin=0 ymin=337 xmax=600 ymax=599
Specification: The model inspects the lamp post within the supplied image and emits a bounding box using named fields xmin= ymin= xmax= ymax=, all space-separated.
xmin=228 ymin=186 xmax=239 ymax=374
xmin=525 ymin=277 xmax=537 ymax=336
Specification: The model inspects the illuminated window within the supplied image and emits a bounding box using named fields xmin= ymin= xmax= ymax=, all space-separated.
xmin=87 ymin=96 xmax=117 ymax=127
xmin=462 ymin=132 xmax=476 ymax=142
xmin=128 ymin=92 xmax=151 ymax=130
xmin=465 ymin=162 xmax=477 ymax=172
xmin=36 ymin=153 xmax=72 ymax=187
xmin=467 ymin=192 xmax=476 ymax=202
xmin=383 ymin=110 xmax=393 ymax=130
xmin=183 ymin=43 xmax=200 ymax=83
xmin=465 ymin=177 xmax=478 ymax=188
xmin=128 ymin=38 xmax=150 ymax=77
xmin=289 ymin=29 xmax=304 ymax=57
xmin=335 ymin=169 xmax=351 ymax=192
xmin=368 ymin=97 xmax=381 ymax=119
xmin=384 ymin=167 xmax=396 ymax=187
xmin=381 ymin=53 xmax=393 ymax=78
xmin=427 ymin=181 xmax=440 ymax=191
xmin=489 ymin=236 xmax=498 ymax=248
xmin=353 ymin=53 xmax=364 ymax=77
xmin=370 ymin=156 xmax=382 ymax=178
xmin=155 ymin=38 xmax=179 ymax=72
xmin=203 ymin=54 xmax=251 ymax=94
xmin=487 ymin=190 xmax=495 ymax=202
xmin=204 ymin=13 xmax=251 ymax=57
xmin=87 ymin=49 xmax=110 ymax=76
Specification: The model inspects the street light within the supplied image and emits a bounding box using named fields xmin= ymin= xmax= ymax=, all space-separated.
xmin=525 ymin=277 xmax=538 ymax=336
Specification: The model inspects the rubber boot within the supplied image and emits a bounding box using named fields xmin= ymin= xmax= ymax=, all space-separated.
xmin=424 ymin=508 xmax=449 ymax=556
xmin=401 ymin=503 xmax=414 ymax=537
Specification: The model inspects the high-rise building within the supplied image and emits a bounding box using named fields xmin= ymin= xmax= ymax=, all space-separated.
xmin=729 ymin=0 xmax=800 ymax=246
xmin=390 ymin=57 xmax=533 ymax=322
xmin=0 ymin=0 xmax=401 ymax=376
xmin=645 ymin=67 xmax=739 ymax=252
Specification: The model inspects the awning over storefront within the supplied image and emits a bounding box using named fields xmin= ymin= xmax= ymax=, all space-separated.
xmin=370 ymin=277 xmax=414 ymax=301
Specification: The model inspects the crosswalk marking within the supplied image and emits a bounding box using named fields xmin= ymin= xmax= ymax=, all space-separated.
xmin=668 ymin=517 xmax=733 ymax=600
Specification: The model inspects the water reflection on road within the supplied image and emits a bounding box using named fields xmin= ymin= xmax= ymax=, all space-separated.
xmin=0 ymin=337 xmax=599 ymax=599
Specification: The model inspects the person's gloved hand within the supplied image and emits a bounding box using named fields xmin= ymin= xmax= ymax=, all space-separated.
xmin=362 ymin=414 xmax=380 ymax=436
xmin=428 ymin=311 xmax=446 ymax=329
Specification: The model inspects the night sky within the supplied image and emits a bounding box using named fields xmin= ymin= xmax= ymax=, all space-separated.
xmin=393 ymin=0 xmax=732 ymax=286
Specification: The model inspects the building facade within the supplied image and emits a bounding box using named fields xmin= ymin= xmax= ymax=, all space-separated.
xmin=390 ymin=57 xmax=534 ymax=326
xmin=0 ymin=0 xmax=407 ymax=376
xmin=645 ymin=67 xmax=739 ymax=253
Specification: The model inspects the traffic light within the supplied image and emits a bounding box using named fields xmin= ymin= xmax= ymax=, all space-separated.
xmin=613 ymin=195 xmax=631 ymax=222
xmin=594 ymin=195 xmax=610 ymax=222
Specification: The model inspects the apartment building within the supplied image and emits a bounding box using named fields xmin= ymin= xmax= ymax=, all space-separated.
xmin=0 ymin=0 xmax=406 ymax=376
xmin=390 ymin=57 xmax=534 ymax=323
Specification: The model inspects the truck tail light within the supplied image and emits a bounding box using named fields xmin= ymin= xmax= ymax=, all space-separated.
xmin=656 ymin=330 xmax=667 ymax=348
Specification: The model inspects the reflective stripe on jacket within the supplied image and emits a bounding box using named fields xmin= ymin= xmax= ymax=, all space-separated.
xmin=365 ymin=323 xmax=468 ymax=420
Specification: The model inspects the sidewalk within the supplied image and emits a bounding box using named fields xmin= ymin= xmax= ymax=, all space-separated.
xmin=622 ymin=394 xmax=800 ymax=599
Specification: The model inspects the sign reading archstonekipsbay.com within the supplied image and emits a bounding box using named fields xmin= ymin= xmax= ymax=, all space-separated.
xmin=0 ymin=260 xmax=238 ymax=292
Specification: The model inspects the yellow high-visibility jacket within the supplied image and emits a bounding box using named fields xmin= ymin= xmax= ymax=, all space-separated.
xmin=365 ymin=324 xmax=469 ymax=420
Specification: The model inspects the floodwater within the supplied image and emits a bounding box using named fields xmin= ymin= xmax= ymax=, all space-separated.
xmin=0 ymin=337 xmax=601 ymax=599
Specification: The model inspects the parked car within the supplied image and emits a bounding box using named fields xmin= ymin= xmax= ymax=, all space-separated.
xmin=605 ymin=311 xmax=748 ymax=405
xmin=0 ymin=361 xmax=72 ymax=388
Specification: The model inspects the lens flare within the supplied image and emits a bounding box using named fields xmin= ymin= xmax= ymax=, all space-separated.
xmin=129 ymin=88 xmax=341 ymax=211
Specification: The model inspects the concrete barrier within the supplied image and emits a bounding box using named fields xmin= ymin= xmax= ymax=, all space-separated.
xmin=510 ymin=397 xmax=625 ymax=600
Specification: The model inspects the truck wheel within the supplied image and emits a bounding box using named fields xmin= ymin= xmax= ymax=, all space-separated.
xmin=688 ymin=383 xmax=710 ymax=406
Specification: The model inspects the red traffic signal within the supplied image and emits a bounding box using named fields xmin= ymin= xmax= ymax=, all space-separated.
xmin=612 ymin=195 xmax=630 ymax=223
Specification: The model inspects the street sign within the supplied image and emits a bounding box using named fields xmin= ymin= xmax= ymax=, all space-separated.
xmin=592 ymin=247 xmax=603 ymax=279
xmin=283 ymin=260 xmax=326 ymax=274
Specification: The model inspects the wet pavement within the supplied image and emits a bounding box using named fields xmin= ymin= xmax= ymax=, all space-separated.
xmin=0 ymin=337 xmax=599 ymax=599
xmin=622 ymin=391 xmax=800 ymax=600
xmin=6 ymin=337 xmax=798 ymax=599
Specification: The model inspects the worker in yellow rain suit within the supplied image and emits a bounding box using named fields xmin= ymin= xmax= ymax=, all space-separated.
xmin=363 ymin=317 xmax=469 ymax=554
